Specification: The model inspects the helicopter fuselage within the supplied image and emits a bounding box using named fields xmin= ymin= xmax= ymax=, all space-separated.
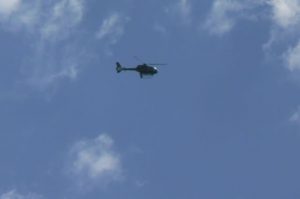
xmin=135 ymin=64 xmax=158 ymax=75
xmin=117 ymin=62 xmax=158 ymax=78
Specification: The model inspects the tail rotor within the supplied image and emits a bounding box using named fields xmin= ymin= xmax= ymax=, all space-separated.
xmin=116 ymin=62 xmax=122 ymax=73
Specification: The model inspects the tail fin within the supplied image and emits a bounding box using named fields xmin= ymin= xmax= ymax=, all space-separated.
xmin=116 ymin=62 xmax=122 ymax=73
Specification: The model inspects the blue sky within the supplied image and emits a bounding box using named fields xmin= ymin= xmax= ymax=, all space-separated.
xmin=0 ymin=0 xmax=300 ymax=198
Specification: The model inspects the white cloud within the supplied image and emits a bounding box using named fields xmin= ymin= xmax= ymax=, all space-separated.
xmin=205 ymin=0 xmax=300 ymax=77
xmin=70 ymin=134 xmax=123 ymax=186
xmin=264 ymin=0 xmax=300 ymax=73
xmin=0 ymin=0 xmax=21 ymax=17
xmin=33 ymin=0 xmax=85 ymax=90
xmin=177 ymin=0 xmax=191 ymax=23
xmin=0 ymin=0 xmax=84 ymax=37
xmin=284 ymin=40 xmax=300 ymax=71
xmin=290 ymin=106 xmax=300 ymax=123
xmin=264 ymin=0 xmax=300 ymax=45
xmin=0 ymin=190 xmax=43 ymax=199
xmin=96 ymin=13 xmax=130 ymax=45
xmin=153 ymin=23 xmax=168 ymax=35
xmin=204 ymin=0 xmax=244 ymax=36
xmin=24 ymin=43 xmax=83 ymax=91
xmin=204 ymin=0 xmax=300 ymax=34
xmin=204 ymin=0 xmax=266 ymax=36
xmin=269 ymin=0 xmax=300 ymax=28
xmin=41 ymin=0 xmax=84 ymax=40
xmin=0 ymin=0 xmax=87 ymax=91
xmin=165 ymin=0 xmax=192 ymax=25
xmin=0 ymin=0 xmax=41 ymax=31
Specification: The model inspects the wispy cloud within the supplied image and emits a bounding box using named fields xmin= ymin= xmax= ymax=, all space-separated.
xmin=204 ymin=0 xmax=244 ymax=36
xmin=165 ymin=0 xmax=192 ymax=25
xmin=96 ymin=13 xmax=130 ymax=45
xmin=0 ymin=0 xmax=84 ymax=37
xmin=0 ymin=0 xmax=21 ymax=17
xmin=0 ymin=0 xmax=86 ymax=92
xmin=69 ymin=134 xmax=123 ymax=188
xmin=290 ymin=106 xmax=300 ymax=123
xmin=204 ymin=0 xmax=266 ymax=36
xmin=177 ymin=0 xmax=192 ymax=23
xmin=264 ymin=0 xmax=300 ymax=47
xmin=41 ymin=0 xmax=84 ymax=41
xmin=23 ymin=42 xmax=85 ymax=92
xmin=0 ymin=0 xmax=41 ymax=32
xmin=263 ymin=0 xmax=300 ymax=75
xmin=205 ymin=0 xmax=300 ymax=79
xmin=284 ymin=40 xmax=300 ymax=72
xmin=205 ymin=0 xmax=300 ymax=37
xmin=0 ymin=190 xmax=43 ymax=199
xmin=153 ymin=23 xmax=168 ymax=35
xmin=269 ymin=0 xmax=300 ymax=28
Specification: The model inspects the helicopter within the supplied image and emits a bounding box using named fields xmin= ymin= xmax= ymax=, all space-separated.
xmin=116 ymin=62 xmax=159 ymax=78
xmin=116 ymin=57 xmax=166 ymax=78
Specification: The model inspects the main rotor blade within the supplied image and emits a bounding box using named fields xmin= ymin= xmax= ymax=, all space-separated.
xmin=133 ymin=56 xmax=145 ymax=64
xmin=148 ymin=63 xmax=168 ymax=66
xmin=134 ymin=56 xmax=167 ymax=66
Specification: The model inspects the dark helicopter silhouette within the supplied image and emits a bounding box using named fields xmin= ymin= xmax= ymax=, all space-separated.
xmin=116 ymin=62 xmax=159 ymax=78
xmin=116 ymin=58 xmax=166 ymax=78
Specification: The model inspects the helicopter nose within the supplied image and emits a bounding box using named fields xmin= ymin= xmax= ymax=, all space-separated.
xmin=154 ymin=67 xmax=158 ymax=73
